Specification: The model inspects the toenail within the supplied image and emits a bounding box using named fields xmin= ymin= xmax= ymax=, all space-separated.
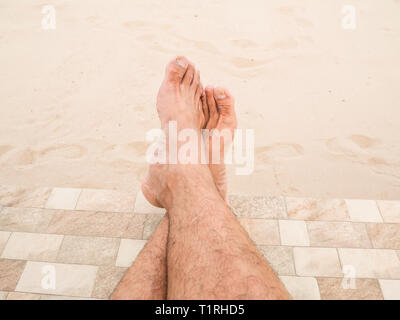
xmin=176 ymin=58 xmax=188 ymax=68
xmin=215 ymin=88 xmax=226 ymax=99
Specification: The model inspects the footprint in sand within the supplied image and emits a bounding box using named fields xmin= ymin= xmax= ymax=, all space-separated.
xmin=100 ymin=142 xmax=148 ymax=168
xmin=39 ymin=144 xmax=87 ymax=160
xmin=0 ymin=145 xmax=13 ymax=158
xmin=325 ymin=134 xmax=381 ymax=156
xmin=1 ymin=148 xmax=36 ymax=166
xmin=256 ymin=143 xmax=304 ymax=162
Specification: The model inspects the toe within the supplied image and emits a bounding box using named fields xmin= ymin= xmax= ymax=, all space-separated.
xmin=214 ymin=87 xmax=235 ymax=116
xmin=164 ymin=56 xmax=189 ymax=84
xmin=205 ymin=86 xmax=219 ymax=129
xmin=201 ymin=93 xmax=209 ymax=128
xmin=195 ymin=80 xmax=203 ymax=102
xmin=182 ymin=63 xmax=195 ymax=87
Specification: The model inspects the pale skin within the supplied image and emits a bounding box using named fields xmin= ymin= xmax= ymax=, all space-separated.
xmin=111 ymin=57 xmax=291 ymax=300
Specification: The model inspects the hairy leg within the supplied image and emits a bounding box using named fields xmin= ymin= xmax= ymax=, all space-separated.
xmin=110 ymin=216 xmax=168 ymax=299
xmin=165 ymin=165 xmax=290 ymax=299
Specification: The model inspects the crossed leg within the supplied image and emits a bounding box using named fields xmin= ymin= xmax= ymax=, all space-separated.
xmin=111 ymin=57 xmax=290 ymax=300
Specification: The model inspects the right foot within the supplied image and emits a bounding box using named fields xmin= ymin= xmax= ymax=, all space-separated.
xmin=201 ymin=86 xmax=237 ymax=201
xmin=142 ymin=56 xmax=204 ymax=208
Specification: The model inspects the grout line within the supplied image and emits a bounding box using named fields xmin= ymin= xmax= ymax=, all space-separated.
xmin=73 ymin=189 xmax=83 ymax=210
xmin=54 ymin=235 xmax=66 ymax=262
xmin=375 ymin=200 xmax=386 ymax=222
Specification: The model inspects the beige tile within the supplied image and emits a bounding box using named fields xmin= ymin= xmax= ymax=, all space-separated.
xmin=123 ymin=214 xmax=146 ymax=239
xmin=57 ymin=236 xmax=120 ymax=266
xmin=76 ymin=189 xmax=135 ymax=213
xmin=0 ymin=207 xmax=54 ymax=233
xmin=229 ymin=195 xmax=287 ymax=219
xmin=92 ymin=266 xmax=127 ymax=299
xmin=258 ymin=246 xmax=295 ymax=276
xmin=0 ymin=291 xmax=7 ymax=300
xmin=307 ymin=221 xmax=371 ymax=248
xmin=40 ymin=294 xmax=97 ymax=300
xmin=377 ymin=201 xmax=400 ymax=223
xmin=115 ymin=239 xmax=146 ymax=267
xmin=239 ymin=219 xmax=280 ymax=245
xmin=1 ymin=232 xmax=63 ymax=261
xmin=46 ymin=210 xmax=132 ymax=238
xmin=367 ymin=223 xmax=400 ymax=249
xmin=379 ymin=280 xmax=400 ymax=300
xmin=279 ymin=220 xmax=309 ymax=246
xmin=134 ymin=189 xmax=165 ymax=214
xmin=0 ymin=259 xmax=26 ymax=291
xmin=0 ymin=186 xmax=51 ymax=208
xmin=345 ymin=199 xmax=383 ymax=222
xmin=6 ymin=292 xmax=41 ymax=300
xmin=338 ymin=248 xmax=400 ymax=279
xmin=16 ymin=261 xmax=98 ymax=297
xmin=0 ymin=231 xmax=11 ymax=254
xmin=317 ymin=278 xmax=383 ymax=300
xmin=45 ymin=188 xmax=81 ymax=210
xmin=142 ymin=214 xmax=165 ymax=240
xmin=286 ymin=198 xmax=349 ymax=221
xmin=279 ymin=276 xmax=320 ymax=300
xmin=293 ymin=247 xmax=342 ymax=277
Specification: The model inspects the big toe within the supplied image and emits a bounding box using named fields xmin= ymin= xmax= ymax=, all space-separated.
xmin=214 ymin=87 xmax=237 ymax=127
xmin=164 ymin=56 xmax=189 ymax=84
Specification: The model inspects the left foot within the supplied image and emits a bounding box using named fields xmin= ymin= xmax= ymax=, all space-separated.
xmin=201 ymin=86 xmax=237 ymax=200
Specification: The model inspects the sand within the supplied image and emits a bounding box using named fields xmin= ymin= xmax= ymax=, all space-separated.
xmin=0 ymin=0 xmax=399 ymax=199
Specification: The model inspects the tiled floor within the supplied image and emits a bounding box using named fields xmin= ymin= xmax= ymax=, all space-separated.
xmin=0 ymin=185 xmax=399 ymax=300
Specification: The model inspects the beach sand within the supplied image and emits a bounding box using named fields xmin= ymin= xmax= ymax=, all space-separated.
xmin=0 ymin=0 xmax=399 ymax=199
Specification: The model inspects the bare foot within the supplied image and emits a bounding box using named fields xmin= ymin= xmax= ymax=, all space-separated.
xmin=201 ymin=86 xmax=237 ymax=201
xmin=142 ymin=57 xmax=204 ymax=207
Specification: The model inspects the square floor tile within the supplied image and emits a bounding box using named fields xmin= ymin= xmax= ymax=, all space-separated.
xmin=40 ymin=294 xmax=97 ymax=300
xmin=279 ymin=220 xmax=309 ymax=246
xmin=279 ymin=276 xmax=320 ymax=300
xmin=142 ymin=214 xmax=165 ymax=240
xmin=345 ymin=199 xmax=383 ymax=223
xmin=0 ymin=231 xmax=11 ymax=255
xmin=0 ymin=259 xmax=26 ymax=291
xmin=377 ymin=201 xmax=400 ymax=223
xmin=239 ymin=219 xmax=280 ymax=245
xmin=92 ymin=266 xmax=127 ymax=299
xmin=134 ymin=190 xmax=165 ymax=214
xmin=307 ymin=221 xmax=371 ymax=248
xmin=366 ymin=223 xmax=400 ymax=250
xmin=16 ymin=261 xmax=98 ymax=297
xmin=293 ymin=247 xmax=342 ymax=277
xmin=6 ymin=292 xmax=41 ymax=300
xmin=258 ymin=246 xmax=295 ymax=276
xmin=57 ymin=236 xmax=120 ymax=266
xmin=1 ymin=232 xmax=63 ymax=261
xmin=0 ymin=207 xmax=54 ymax=233
xmin=45 ymin=188 xmax=81 ymax=210
xmin=115 ymin=239 xmax=146 ymax=267
xmin=379 ymin=280 xmax=400 ymax=300
xmin=46 ymin=210 xmax=132 ymax=238
xmin=286 ymin=198 xmax=349 ymax=221
xmin=0 ymin=186 xmax=52 ymax=208
xmin=338 ymin=248 xmax=400 ymax=279
xmin=229 ymin=195 xmax=287 ymax=219
xmin=317 ymin=277 xmax=383 ymax=300
xmin=76 ymin=189 xmax=135 ymax=213
xmin=122 ymin=214 xmax=146 ymax=239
